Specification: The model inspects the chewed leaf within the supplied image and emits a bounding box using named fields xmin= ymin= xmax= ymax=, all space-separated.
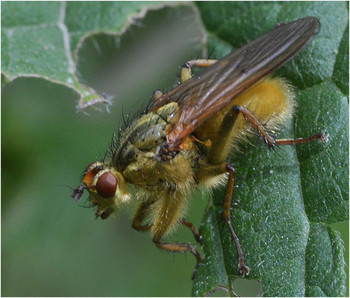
xmin=1 ymin=2 xmax=167 ymax=110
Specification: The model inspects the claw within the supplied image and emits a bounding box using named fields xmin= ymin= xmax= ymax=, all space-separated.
xmin=239 ymin=264 xmax=250 ymax=277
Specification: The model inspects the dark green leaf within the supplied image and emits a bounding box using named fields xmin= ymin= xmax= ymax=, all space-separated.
xmin=193 ymin=2 xmax=348 ymax=296
xmin=296 ymin=82 xmax=349 ymax=223
xmin=305 ymin=223 xmax=346 ymax=296
xmin=333 ymin=23 xmax=349 ymax=96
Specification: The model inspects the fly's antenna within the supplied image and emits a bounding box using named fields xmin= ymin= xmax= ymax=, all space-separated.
xmin=57 ymin=184 xmax=88 ymax=202
xmin=57 ymin=184 xmax=78 ymax=192
xmin=70 ymin=183 xmax=88 ymax=201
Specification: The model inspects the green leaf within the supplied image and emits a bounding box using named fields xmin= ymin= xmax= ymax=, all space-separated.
xmin=193 ymin=2 xmax=348 ymax=296
xmin=1 ymin=1 xmax=161 ymax=109
xmin=305 ymin=223 xmax=346 ymax=296
xmin=296 ymin=82 xmax=349 ymax=223
xmin=333 ymin=23 xmax=349 ymax=96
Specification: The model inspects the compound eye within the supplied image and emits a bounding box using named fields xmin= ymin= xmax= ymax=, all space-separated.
xmin=96 ymin=172 xmax=117 ymax=198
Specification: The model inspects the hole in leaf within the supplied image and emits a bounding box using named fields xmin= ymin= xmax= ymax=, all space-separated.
xmin=231 ymin=277 xmax=262 ymax=297
xmin=207 ymin=286 xmax=229 ymax=297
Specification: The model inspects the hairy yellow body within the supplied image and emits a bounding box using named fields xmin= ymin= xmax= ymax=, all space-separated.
xmin=230 ymin=78 xmax=294 ymax=140
xmin=194 ymin=77 xmax=294 ymax=180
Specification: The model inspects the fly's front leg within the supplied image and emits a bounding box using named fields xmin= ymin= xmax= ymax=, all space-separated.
xmin=153 ymin=229 xmax=202 ymax=264
xmin=133 ymin=199 xmax=202 ymax=261
xmin=181 ymin=218 xmax=202 ymax=244
xmin=132 ymin=200 xmax=155 ymax=232
xmin=153 ymin=240 xmax=202 ymax=263
xmin=151 ymin=191 xmax=202 ymax=264
xmin=181 ymin=59 xmax=217 ymax=82
xmin=233 ymin=105 xmax=328 ymax=148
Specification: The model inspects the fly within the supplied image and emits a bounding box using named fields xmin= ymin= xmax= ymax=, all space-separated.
xmin=72 ymin=17 xmax=327 ymax=276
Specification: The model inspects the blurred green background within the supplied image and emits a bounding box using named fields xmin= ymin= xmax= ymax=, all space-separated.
xmin=2 ymin=2 xmax=348 ymax=297
xmin=2 ymin=5 xmax=211 ymax=296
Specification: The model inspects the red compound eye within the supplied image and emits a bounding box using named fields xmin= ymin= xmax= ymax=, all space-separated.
xmin=96 ymin=172 xmax=117 ymax=198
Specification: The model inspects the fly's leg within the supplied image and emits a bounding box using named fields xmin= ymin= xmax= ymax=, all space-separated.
xmin=220 ymin=105 xmax=327 ymax=275
xmin=273 ymin=132 xmax=328 ymax=145
xmin=197 ymin=162 xmax=249 ymax=275
xmin=204 ymin=105 xmax=327 ymax=277
xmin=223 ymin=164 xmax=250 ymax=276
xmin=134 ymin=216 xmax=202 ymax=262
xmin=133 ymin=197 xmax=202 ymax=259
xmin=133 ymin=202 xmax=202 ymax=242
xmin=233 ymin=105 xmax=328 ymax=148
xmin=201 ymin=106 xmax=250 ymax=275
xmin=151 ymin=59 xmax=217 ymax=102
xmin=181 ymin=59 xmax=217 ymax=82
xmin=181 ymin=218 xmax=202 ymax=244
xmin=152 ymin=90 xmax=163 ymax=102
xmin=153 ymin=240 xmax=202 ymax=263
xmin=132 ymin=200 xmax=155 ymax=232
xmin=151 ymin=191 xmax=202 ymax=264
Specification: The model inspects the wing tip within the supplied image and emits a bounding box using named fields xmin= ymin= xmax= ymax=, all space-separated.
xmin=301 ymin=16 xmax=321 ymax=35
xmin=276 ymin=16 xmax=321 ymax=36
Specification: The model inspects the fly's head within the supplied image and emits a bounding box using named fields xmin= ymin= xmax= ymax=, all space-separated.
xmin=72 ymin=162 xmax=130 ymax=219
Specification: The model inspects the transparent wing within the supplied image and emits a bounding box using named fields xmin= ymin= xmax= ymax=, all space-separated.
xmin=149 ymin=17 xmax=320 ymax=150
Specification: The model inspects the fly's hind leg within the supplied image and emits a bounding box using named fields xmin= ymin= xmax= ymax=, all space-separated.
xmin=208 ymin=104 xmax=328 ymax=165
xmin=203 ymin=103 xmax=328 ymax=277
xmin=223 ymin=164 xmax=250 ymax=276
xmin=181 ymin=59 xmax=217 ymax=82
xmin=233 ymin=105 xmax=328 ymax=148
xmin=197 ymin=162 xmax=250 ymax=276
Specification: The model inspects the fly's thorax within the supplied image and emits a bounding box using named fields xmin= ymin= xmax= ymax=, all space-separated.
xmin=109 ymin=102 xmax=199 ymax=190
xmin=112 ymin=102 xmax=180 ymax=170
xmin=122 ymin=148 xmax=197 ymax=194
xmin=122 ymin=150 xmax=162 ymax=186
